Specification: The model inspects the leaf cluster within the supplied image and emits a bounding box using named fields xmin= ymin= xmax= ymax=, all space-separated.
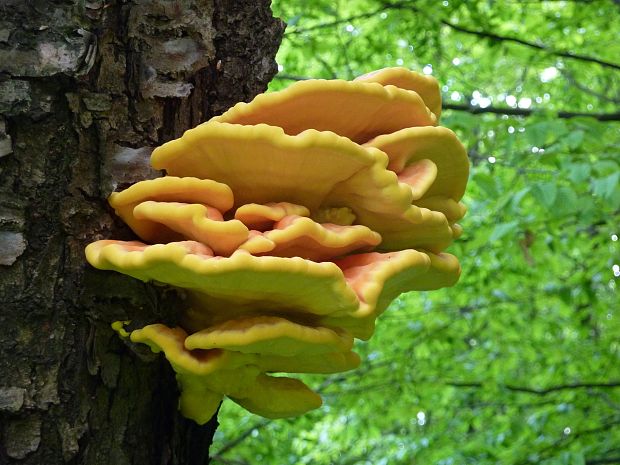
xmin=212 ymin=1 xmax=620 ymax=464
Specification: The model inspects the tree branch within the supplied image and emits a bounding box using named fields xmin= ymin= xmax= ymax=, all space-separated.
xmin=390 ymin=1 xmax=620 ymax=71
xmin=285 ymin=5 xmax=400 ymax=35
xmin=509 ymin=381 xmax=620 ymax=395
xmin=275 ymin=76 xmax=620 ymax=121
xmin=442 ymin=103 xmax=620 ymax=121
xmin=447 ymin=380 xmax=620 ymax=395
xmin=514 ymin=419 xmax=620 ymax=465
xmin=275 ymin=73 xmax=311 ymax=81
xmin=213 ymin=418 xmax=271 ymax=457
xmin=586 ymin=458 xmax=620 ymax=465
xmin=438 ymin=17 xmax=620 ymax=71
xmin=210 ymin=455 xmax=252 ymax=465
xmin=560 ymin=68 xmax=620 ymax=104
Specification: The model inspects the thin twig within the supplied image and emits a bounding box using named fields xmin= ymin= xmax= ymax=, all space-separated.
xmin=586 ymin=458 xmax=620 ymax=465
xmin=447 ymin=380 xmax=620 ymax=395
xmin=214 ymin=418 xmax=271 ymax=456
xmin=439 ymin=17 xmax=620 ymax=71
xmin=275 ymin=75 xmax=620 ymax=121
xmin=443 ymin=103 xmax=620 ymax=121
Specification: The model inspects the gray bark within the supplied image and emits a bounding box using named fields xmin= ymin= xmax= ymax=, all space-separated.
xmin=0 ymin=1 xmax=284 ymax=463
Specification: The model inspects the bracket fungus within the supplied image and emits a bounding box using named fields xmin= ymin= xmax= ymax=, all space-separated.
xmin=86 ymin=67 xmax=469 ymax=423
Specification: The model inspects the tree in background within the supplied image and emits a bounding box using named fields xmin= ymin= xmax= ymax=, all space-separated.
xmin=212 ymin=1 xmax=620 ymax=464
xmin=0 ymin=1 xmax=283 ymax=463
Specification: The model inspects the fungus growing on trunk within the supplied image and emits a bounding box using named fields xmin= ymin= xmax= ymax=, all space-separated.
xmin=86 ymin=68 xmax=469 ymax=423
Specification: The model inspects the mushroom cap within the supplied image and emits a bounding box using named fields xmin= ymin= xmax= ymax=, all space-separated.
xmin=87 ymin=239 xmax=460 ymax=340
xmin=131 ymin=323 xmax=360 ymax=375
xmin=152 ymin=123 xmax=386 ymax=211
xmin=366 ymin=209 xmax=457 ymax=253
xmin=355 ymin=67 xmax=442 ymax=118
xmin=185 ymin=315 xmax=353 ymax=355
xmin=151 ymin=122 xmax=454 ymax=252
xmin=132 ymin=201 xmax=249 ymax=256
xmin=337 ymin=249 xmax=460 ymax=318
xmin=364 ymin=126 xmax=469 ymax=201
xmin=211 ymin=79 xmax=437 ymax=144
xmin=235 ymin=202 xmax=310 ymax=231
xmin=230 ymin=374 xmax=322 ymax=419
xmin=130 ymin=324 xmax=248 ymax=374
xmin=177 ymin=383 xmax=224 ymax=425
xmin=415 ymin=197 xmax=467 ymax=223
xmin=85 ymin=240 xmax=360 ymax=316
xmin=396 ymin=158 xmax=439 ymax=201
xmin=238 ymin=215 xmax=382 ymax=261
xmin=108 ymin=177 xmax=234 ymax=243
xmin=312 ymin=206 xmax=356 ymax=226
xmin=322 ymin=250 xmax=461 ymax=339
xmin=129 ymin=323 xmax=346 ymax=421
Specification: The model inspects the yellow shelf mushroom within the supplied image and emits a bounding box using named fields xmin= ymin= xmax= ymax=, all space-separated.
xmin=354 ymin=66 xmax=443 ymax=118
xmin=150 ymin=122 xmax=458 ymax=251
xmin=85 ymin=240 xmax=459 ymax=328
xmin=238 ymin=215 xmax=381 ymax=261
xmin=86 ymin=68 xmax=469 ymax=424
xmin=234 ymin=202 xmax=311 ymax=230
xmin=212 ymin=79 xmax=437 ymax=143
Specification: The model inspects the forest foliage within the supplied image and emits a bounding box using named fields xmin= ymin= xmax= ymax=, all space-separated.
xmin=211 ymin=1 xmax=620 ymax=463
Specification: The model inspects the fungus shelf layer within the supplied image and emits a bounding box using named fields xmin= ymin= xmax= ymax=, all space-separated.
xmin=212 ymin=78 xmax=437 ymax=143
xmin=151 ymin=122 xmax=463 ymax=251
xmin=86 ymin=240 xmax=459 ymax=326
xmin=354 ymin=66 xmax=443 ymax=118
xmin=86 ymin=67 xmax=468 ymax=423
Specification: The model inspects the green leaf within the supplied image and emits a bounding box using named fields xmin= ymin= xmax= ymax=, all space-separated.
xmin=532 ymin=182 xmax=558 ymax=209
xmin=473 ymin=171 xmax=498 ymax=197
xmin=489 ymin=220 xmax=519 ymax=242
xmin=567 ymin=163 xmax=591 ymax=184
xmin=510 ymin=187 xmax=531 ymax=213
xmin=565 ymin=130 xmax=585 ymax=150
xmin=559 ymin=451 xmax=586 ymax=465
xmin=551 ymin=186 xmax=579 ymax=217
xmin=592 ymin=172 xmax=620 ymax=200
xmin=526 ymin=120 xmax=567 ymax=147
xmin=287 ymin=14 xmax=302 ymax=26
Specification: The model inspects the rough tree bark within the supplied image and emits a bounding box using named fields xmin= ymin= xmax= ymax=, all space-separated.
xmin=0 ymin=1 xmax=284 ymax=463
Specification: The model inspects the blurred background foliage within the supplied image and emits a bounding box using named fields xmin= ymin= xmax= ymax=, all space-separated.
xmin=211 ymin=1 xmax=620 ymax=463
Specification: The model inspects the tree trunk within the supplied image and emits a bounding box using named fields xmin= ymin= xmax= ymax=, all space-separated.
xmin=0 ymin=1 xmax=284 ymax=463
